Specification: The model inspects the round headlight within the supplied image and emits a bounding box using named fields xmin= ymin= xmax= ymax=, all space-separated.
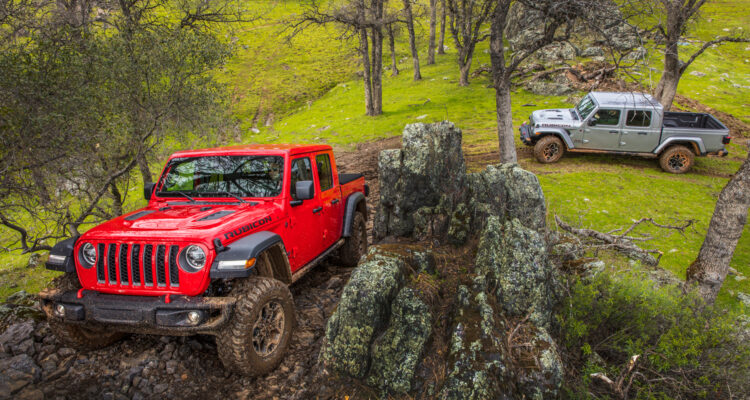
xmin=183 ymin=245 xmax=206 ymax=271
xmin=81 ymin=242 xmax=97 ymax=267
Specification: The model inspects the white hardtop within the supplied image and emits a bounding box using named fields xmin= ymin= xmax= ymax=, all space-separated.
xmin=588 ymin=92 xmax=663 ymax=111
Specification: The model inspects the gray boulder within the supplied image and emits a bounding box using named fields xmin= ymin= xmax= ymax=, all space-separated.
xmin=475 ymin=217 xmax=561 ymax=329
xmin=468 ymin=164 xmax=547 ymax=232
xmin=0 ymin=321 xmax=35 ymax=354
xmin=367 ymin=288 xmax=432 ymax=395
xmin=516 ymin=327 xmax=564 ymax=399
xmin=0 ymin=354 xmax=41 ymax=399
xmin=526 ymin=81 xmax=575 ymax=96
xmin=581 ymin=46 xmax=605 ymax=57
xmin=373 ymin=122 xmax=466 ymax=241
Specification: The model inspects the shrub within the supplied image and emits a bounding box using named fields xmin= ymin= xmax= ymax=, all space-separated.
xmin=558 ymin=272 xmax=750 ymax=399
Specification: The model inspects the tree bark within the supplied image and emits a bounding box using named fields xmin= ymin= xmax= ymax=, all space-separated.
xmin=428 ymin=0 xmax=437 ymax=64
xmin=653 ymin=8 xmax=682 ymax=111
xmin=438 ymin=0 xmax=446 ymax=54
xmin=31 ymin=168 xmax=51 ymax=205
xmin=403 ymin=0 xmax=421 ymax=80
xmin=136 ymin=151 xmax=152 ymax=185
xmin=686 ymin=148 xmax=750 ymax=304
xmin=458 ymin=60 xmax=472 ymax=86
xmin=489 ymin=0 xmax=517 ymax=163
xmin=360 ymin=28 xmax=375 ymax=116
xmin=109 ymin=182 xmax=123 ymax=218
xmin=370 ymin=25 xmax=384 ymax=116
xmin=387 ymin=24 xmax=399 ymax=76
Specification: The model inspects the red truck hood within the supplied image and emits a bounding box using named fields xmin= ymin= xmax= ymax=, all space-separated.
xmin=81 ymin=201 xmax=283 ymax=246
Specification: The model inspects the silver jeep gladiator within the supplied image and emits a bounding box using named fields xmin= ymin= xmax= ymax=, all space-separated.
xmin=520 ymin=92 xmax=731 ymax=173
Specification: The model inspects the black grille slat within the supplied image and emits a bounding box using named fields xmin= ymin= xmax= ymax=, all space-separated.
xmin=131 ymin=244 xmax=141 ymax=285
xmin=156 ymin=245 xmax=166 ymax=286
xmin=119 ymin=244 xmax=129 ymax=284
xmin=143 ymin=245 xmax=154 ymax=286
xmin=107 ymin=244 xmax=117 ymax=284
xmin=96 ymin=243 xmax=106 ymax=283
xmin=169 ymin=245 xmax=180 ymax=287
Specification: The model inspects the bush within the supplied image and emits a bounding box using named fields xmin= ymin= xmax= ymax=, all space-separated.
xmin=558 ymin=272 xmax=750 ymax=399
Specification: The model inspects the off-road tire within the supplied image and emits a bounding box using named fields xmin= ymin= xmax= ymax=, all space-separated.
xmin=338 ymin=211 xmax=368 ymax=267
xmin=216 ymin=276 xmax=295 ymax=376
xmin=47 ymin=273 xmax=125 ymax=349
xmin=659 ymin=145 xmax=694 ymax=174
xmin=534 ymin=136 xmax=565 ymax=164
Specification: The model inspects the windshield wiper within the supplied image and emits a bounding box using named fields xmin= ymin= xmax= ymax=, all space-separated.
xmin=157 ymin=191 xmax=195 ymax=203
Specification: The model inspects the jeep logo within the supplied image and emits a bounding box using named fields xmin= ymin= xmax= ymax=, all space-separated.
xmin=223 ymin=216 xmax=272 ymax=240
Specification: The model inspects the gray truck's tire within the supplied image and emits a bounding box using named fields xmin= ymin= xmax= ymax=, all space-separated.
xmin=217 ymin=276 xmax=295 ymax=376
xmin=659 ymin=145 xmax=694 ymax=174
xmin=47 ymin=273 xmax=125 ymax=349
xmin=534 ymin=136 xmax=565 ymax=163
xmin=338 ymin=212 xmax=368 ymax=268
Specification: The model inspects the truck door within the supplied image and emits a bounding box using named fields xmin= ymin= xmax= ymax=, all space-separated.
xmin=314 ymin=152 xmax=343 ymax=250
xmin=620 ymin=110 xmax=659 ymax=152
xmin=581 ymin=108 xmax=622 ymax=151
xmin=288 ymin=155 xmax=323 ymax=271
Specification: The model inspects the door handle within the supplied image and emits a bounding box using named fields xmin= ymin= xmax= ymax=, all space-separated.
xmin=312 ymin=207 xmax=322 ymax=214
xmin=331 ymin=199 xmax=340 ymax=205
xmin=609 ymin=130 xmax=618 ymax=134
xmin=637 ymin=131 xmax=647 ymax=135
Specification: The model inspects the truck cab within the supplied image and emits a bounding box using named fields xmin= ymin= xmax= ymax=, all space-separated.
xmin=40 ymin=144 xmax=369 ymax=376
xmin=520 ymin=92 xmax=730 ymax=173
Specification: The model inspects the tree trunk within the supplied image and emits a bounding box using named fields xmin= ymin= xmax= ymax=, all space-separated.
xmin=489 ymin=0 xmax=517 ymax=164
xmin=137 ymin=151 xmax=152 ymax=185
xmin=109 ymin=182 xmax=123 ymax=218
xmin=360 ymin=28 xmax=375 ymax=116
xmin=685 ymin=148 xmax=750 ymax=304
xmin=31 ymin=168 xmax=51 ymax=205
xmin=370 ymin=25 xmax=384 ymax=116
xmin=428 ymin=0 xmax=437 ymax=64
xmin=438 ymin=0 xmax=446 ymax=55
xmin=403 ymin=0 xmax=421 ymax=80
xmin=653 ymin=9 xmax=682 ymax=111
xmin=458 ymin=57 xmax=472 ymax=86
xmin=388 ymin=24 xmax=399 ymax=76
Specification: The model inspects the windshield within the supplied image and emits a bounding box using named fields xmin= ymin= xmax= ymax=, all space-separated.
xmin=575 ymin=96 xmax=596 ymax=120
xmin=157 ymin=155 xmax=284 ymax=198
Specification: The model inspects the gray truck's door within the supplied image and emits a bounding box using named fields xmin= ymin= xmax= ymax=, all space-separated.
xmin=620 ymin=110 xmax=659 ymax=152
xmin=581 ymin=108 xmax=622 ymax=150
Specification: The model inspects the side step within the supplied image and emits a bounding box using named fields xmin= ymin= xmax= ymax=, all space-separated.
xmin=291 ymin=239 xmax=345 ymax=284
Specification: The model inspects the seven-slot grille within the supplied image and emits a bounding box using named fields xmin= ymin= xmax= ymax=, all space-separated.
xmin=93 ymin=243 xmax=181 ymax=288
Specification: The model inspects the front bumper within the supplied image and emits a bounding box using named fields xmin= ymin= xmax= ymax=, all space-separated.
xmin=520 ymin=124 xmax=534 ymax=145
xmin=40 ymin=288 xmax=236 ymax=336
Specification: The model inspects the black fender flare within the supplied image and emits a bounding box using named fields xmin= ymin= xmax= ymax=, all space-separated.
xmin=209 ymin=231 xmax=291 ymax=283
xmin=535 ymin=130 xmax=574 ymax=150
xmin=342 ymin=192 xmax=367 ymax=237
xmin=45 ymin=237 xmax=79 ymax=273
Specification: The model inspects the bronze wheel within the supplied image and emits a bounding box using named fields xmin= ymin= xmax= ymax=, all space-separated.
xmin=659 ymin=145 xmax=694 ymax=174
xmin=534 ymin=136 xmax=565 ymax=164
xmin=252 ymin=300 xmax=285 ymax=357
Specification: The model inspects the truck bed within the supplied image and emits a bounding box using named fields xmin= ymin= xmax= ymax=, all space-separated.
xmin=663 ymin=112 xmax=726 ymax=130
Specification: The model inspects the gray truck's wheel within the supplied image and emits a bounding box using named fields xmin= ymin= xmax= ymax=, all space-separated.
xmin=659 ymin=145 xmax=694 ymax=174
xmin=534 ymin=136 xmax=565 ymax=164
xmin=47 ymin=274 xmax=125 ymax=349
xmin=338 ymin=212 xmax=368 ymax=267
xmin=217 ymin=276 xmax=295 ymax=376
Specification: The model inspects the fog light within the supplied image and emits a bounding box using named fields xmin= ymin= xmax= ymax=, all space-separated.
xmin=187 ymin=311 xmax=201 ymax=325
xmin=54 ymin=304 xmax=65 ymax=317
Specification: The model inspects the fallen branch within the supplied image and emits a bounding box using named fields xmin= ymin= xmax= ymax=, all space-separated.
xmin=590 ymin=354 xmax=640 ymax=399
xmin=554 ymin=215 xmax=694 ymax=266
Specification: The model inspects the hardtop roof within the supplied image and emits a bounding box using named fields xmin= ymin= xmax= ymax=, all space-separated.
xmin=589 ymin=92 xmax=663 ymax=110
xmin=169 ymin=143 xmax=333 ymax=159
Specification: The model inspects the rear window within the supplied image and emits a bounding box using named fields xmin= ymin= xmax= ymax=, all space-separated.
xmin=316 ymin=154 xmax=333 ymax=192
xmin=626 ymin=110 xmax=652 ymax=127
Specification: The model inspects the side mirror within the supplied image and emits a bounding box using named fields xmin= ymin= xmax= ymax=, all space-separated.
xmin=144 ymin=183 xmax=156 ymax=201
xmin=295 ymin=180 xmax=315 ymax=201
xmin=588 ymin=119 xmax=597 ymax=126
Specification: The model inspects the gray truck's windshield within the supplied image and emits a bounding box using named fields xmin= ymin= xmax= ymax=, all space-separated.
xmin=158 ymin=155 xmax=284 ymax=198
xmin=575 ymin=96 xmax=596 ymax=120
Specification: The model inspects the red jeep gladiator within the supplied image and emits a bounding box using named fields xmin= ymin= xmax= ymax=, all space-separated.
xmin=40 ymin=144 xmax=369 ymax=376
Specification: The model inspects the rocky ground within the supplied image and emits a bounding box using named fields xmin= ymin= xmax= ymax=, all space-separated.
xmin=0 ymin=139 xmax=403 ymax=400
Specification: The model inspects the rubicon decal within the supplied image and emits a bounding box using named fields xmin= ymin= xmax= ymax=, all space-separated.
xmin=224 ymin=216 xmax=273 ymax=240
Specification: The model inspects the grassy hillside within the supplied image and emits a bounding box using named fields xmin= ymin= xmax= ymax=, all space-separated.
xmin=1 ymin=0 xmax=748 ymax=313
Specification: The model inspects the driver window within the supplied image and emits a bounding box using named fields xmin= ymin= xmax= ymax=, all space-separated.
xmin=290 ymin=157 xmax=313 ymax=200
xmin=593 ymin=109 xmax=621 ymax=126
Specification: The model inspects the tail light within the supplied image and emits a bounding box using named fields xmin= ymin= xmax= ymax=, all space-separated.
xmin=722 ymin=135 xmax=731 ymax=144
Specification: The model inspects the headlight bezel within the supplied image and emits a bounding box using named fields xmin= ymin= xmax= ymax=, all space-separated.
xmin=179 ymin=244 xmax=207 ymax=273
xmin=78 ymin=242 xmax=97 ymax=269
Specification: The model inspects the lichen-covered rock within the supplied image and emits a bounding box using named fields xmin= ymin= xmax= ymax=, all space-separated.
xmin=322 ymin=247 xmax=408 ymax=378
xmin=366 ymin=288 xmax=432 ymax=395
xmin=373 ymin=122 xmax=466 ymax=241
xmin=516 ymin=327 xmax=564 ymax=400
xmin=468 ymin=164 xmax=546 ymax=232
xmin=475 ymin=217 xmax=561 ymax=329
xmin=440 ymin=284 xmax=508 ymax=400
